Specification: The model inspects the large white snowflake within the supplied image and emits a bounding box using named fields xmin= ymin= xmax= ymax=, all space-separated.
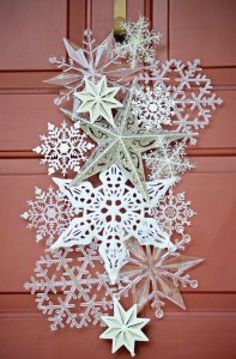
xmin=21 ymin=186 xmax=75 ymax=245
xmin=115 ymin=16 xmax=161 ymax=68
xmin=140 ymin=58 xmax=222 ymax=144
xmin=51 ymin=165 xmax=178 ymax=283
xmin=117 ymin=236 xmax=203 ymax=319
xmin=143 ymin=140 xmax=193 ymax=180
xmin=24 ymin=244 xmax=117 ymax=331
xmin=34 ymin=121 xmax=94 ymax=176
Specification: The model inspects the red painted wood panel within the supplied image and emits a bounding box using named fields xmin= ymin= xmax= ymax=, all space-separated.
xmin=0 ymin=0 xmax=67 ymax=70
xmin=0 ymin=1 xmax=235 ymax=358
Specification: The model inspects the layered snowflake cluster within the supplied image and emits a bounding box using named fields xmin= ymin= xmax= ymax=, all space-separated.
xmin=21 ymin=16 xmax=221 ymax=346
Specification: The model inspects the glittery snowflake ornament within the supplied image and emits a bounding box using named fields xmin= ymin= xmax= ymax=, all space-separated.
xmin=21 ymin=14 xmax=222 ymax=355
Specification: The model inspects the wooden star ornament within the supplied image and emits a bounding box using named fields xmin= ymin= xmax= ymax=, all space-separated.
xmin=61 ymin=86 xmax=184 ymax=202
xmin=100 ymin=300 xmax=150 ymax=356
xmin=74 ymin=76 xmax=123 ymax=127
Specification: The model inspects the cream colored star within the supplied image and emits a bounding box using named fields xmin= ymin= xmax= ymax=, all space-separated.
xmin=100 ymin=300 xmax=150 ymax=356
xmin=74 ymin=76 xmax=122 ymax=127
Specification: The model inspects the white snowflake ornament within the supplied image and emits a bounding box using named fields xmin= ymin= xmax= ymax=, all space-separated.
xmin=21 ymin=186 xmax=75 ymax=245
xmin=34 ymin=121 xmax=94 ymax=176
xmin=100 ymin=299 xmax=150 ymax=356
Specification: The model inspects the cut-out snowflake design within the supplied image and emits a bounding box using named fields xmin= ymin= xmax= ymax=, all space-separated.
xmin=34 ymin=121 xmax=94 ymax=176
xmin=51 ymin=165 xmax=178 ymax=283
xmin=117 ymin=237 xmax=203 ymax=319
xmin=46 ymin=30 xmax=140 ymax=106
xmin=25 ymin=244 xmax=118 ymax=331
xmin=140 ymin=58 xmax=222 ymax=144
xmin=132 ymin=85 xmax=175 ymax=130
xmin=152 ymin=190 xmax=196 ymax=235
xmin=21 ymin=186 xmax=75 ymax=245
xmin=143 ymin=140 xmax=193 ymax=180
xmin=115 ymin=16 xmax=161 ymax=68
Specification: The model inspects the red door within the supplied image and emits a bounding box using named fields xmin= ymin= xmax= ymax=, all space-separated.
xmin=0 ymin=1 xmax=236 ymax=358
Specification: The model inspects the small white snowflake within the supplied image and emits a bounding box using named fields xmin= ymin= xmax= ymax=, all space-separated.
xmin=132 ymin=85 xmax=175 ymax=129
xmin=152 ymin=190 xmax=196 ymax=235
xmin=24 ymin=244 xmax=117 ymax=331
xmin=34 ymin=121 xmax=94 ymax=176
xmin=143 ymin=141 xmax=193 ymax=180
xmin=115 ymin=16 xmax=161 ymax=67
xmin=21 ymin=186 xmax=75 ymax=245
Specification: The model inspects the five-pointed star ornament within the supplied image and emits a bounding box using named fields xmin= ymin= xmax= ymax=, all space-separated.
xmin=100 ymin=300 xmax=150 ymax=356
xmin=74 ymin=76 xmax=123 ymax=127
xmin=61 ymin=85 xmax=184 ymax=202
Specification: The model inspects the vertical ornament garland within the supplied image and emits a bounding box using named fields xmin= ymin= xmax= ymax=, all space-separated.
xmin=22 ymin=16 xmax=222 ymax=355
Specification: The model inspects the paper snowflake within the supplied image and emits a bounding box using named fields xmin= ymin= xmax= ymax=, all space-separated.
xmin=34 ymin=121 xmax=94 ymax=176
xmin=51 ymin=165 xmax=177 ymax=283
xmin=21 ymin=186 xmax=75 ymax=245
xmin=132 ymin=85 xmax=174 ymax=130
xmin=24 ymin=244 xmax=117 ymax=331
xmin=115 ymin=16 xmax=161 ymax=67
xmin=118 ymin=237 xmax=203 ymax=319
xmin=152 ymin=190 xmax=196 ymax=235
xmin=100 ymin=300 xmax=149 ymax=356
xmin=140 ymin=58 xmax=222 ymax=144
xmin=46 ymin=30 xmax=139 ymax=106
xmin=143 ymin=140 xmax=193 ymax=180
xmin=75 ymin=76 xmax=122 ymax=126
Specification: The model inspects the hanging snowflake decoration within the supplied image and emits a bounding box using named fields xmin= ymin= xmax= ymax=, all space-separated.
xmin=117 ymin=237 xmax=203 ymax=319
xmin=143 ymin=140 xmax=193 ymax=180
xmin=24 ymin=244 xmax=117 ymax=331
xmin=115 ymin=16 xmax=161 ymax=67
xmin=21 ymin=186 xmax=75 ymax=245
xmin=46 ymin=30 xmax=140 ymax=106
xmin=152 ymin=190 xmax=196 ymax=235
xmin=34 ymin=121 xmax=94 ymax=176
xmin=140 ymin=58 xmax=222 ymax=144
xmin=132 ymin=85 xmax=175 ymax=130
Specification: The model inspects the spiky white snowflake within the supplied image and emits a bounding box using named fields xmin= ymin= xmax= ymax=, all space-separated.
xmin=115 ymin=16 xmax=161 ymax=67
xmin=117 ymin=237 xmax=203 ymax=319
xmin=21 ymin=186 xmax=75 ymax=245
xmin=140 ymin=58 xmax=222 ymax=144
xmin=132 ymin=85 xmax=175 ymax=130
xmin=152 ymin=190 xmax=196 ymax=235
xmin=143 ymin=140 xmax=193 ymax=180
xmin=46 ymin=30 xmax=139 ymax=106
xmin=34 ymin=121 xmax=94 ymax=176
xmin=24 ymin=244 xmax=117 ymax=331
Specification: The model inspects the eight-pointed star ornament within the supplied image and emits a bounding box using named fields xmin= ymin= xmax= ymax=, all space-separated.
xmin=74 ymin=76 xmax=123 ymax=127
xmin=100 ymin=299 xmax=150 ymax=356
xmin=62 ymin=85 xmax=184 ymax=202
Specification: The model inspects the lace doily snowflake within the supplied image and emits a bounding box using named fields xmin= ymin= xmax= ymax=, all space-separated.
xmin=115 ymin=16 xmax=161 ymax=67
xmin=140 ymin=58 xmax=222 ymax=144
xmin=117 ymin=237 xmax=203 ymax=319
xmin=143 ymin=141 xmax=193 ymax=180
xmin=132 ymin=85 xmax=174 ymax=130
xmin=24 ymin=244 xmax=117 ymax=331
xmin=152 ymin=190 xmax=196 ymax=235
xmin=21 ymin=186 xmax=75 ymax=245
xmin=34 ymin=121 xmax=94 ymax=176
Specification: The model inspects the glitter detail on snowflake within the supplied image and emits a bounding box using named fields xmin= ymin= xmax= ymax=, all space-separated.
xmin=45 ymin=30 xmax=139 ymax=106
xmin=140 ymin=59 xmax=222 ymax=144
xmin=21 ymin=186 xmax=75 ymax=245
xmin=152 ymin=190 xmax=196 ymax=235
xmin=24 ymin=244 xmax=117 ymax=331
xmin=117 ymin=237 xmax=203 ymax=319
xmin=143 ymin=141 xmax=193 ymax=180
xmin=132 ymin=85 xmax=175 ymax=130
xmin=34 ymin=121 xmax=94 ymax=176
xmin=115 ymin=16 xmax=161 ymax=68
